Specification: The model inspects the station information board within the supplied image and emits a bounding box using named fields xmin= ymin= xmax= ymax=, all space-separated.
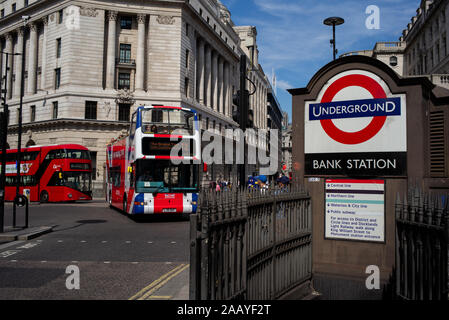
xmin=325 ymin=179 xmax=385 ymax=243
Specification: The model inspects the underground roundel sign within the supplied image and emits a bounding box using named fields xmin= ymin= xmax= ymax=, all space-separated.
xmin=304 ymin=70 xmax=407 ymax=176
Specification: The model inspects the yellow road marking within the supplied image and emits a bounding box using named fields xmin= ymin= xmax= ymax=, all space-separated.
xmin=140 ymin=264 xmax=190 ymax=300
xmin=147 ymin=296 xmax=173 ymax=300
xmin=128 ymin=264 xmax=186 ymax=300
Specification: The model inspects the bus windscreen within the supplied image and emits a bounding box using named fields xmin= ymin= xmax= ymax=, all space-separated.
xmin=135 ymin=159 xmax=198 ymax=193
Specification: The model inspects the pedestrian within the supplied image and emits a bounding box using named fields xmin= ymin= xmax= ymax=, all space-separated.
xmin=216 ymin=180 xmax=221 ymax=192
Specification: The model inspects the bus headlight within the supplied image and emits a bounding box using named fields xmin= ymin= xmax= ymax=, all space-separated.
xmin=68 ymin=194 xmax=72 ymax=198
xmin=192 ymin=201 xmax=197 ymax=205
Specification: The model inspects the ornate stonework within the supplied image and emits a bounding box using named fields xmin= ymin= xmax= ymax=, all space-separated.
xmin=107 ymin=11 xmax=118 ymax=21
xmin=115 ymin=89 xmax=135 ymax=105
xmin=42 ymin=16 xmax=49 ymax=26
xmin=137 ymin=13 xmax=146 ymax=24
xmin=17 ymin=27 xmax=24 ymax=36
xmin=29 ymin=23 xmax=38 ymax=32
xmin=157 ymin=15 xmax=175 ymax=25
xmin=80 ymin=7 xmax=99 ymax=17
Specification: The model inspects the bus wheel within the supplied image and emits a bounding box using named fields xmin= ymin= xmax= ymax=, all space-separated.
xmin=40 ymin=191 xmax=49 ymax=203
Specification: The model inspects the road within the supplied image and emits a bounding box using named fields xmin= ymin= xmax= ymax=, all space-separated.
xmin=0 ymin=200 xmax=190 ymax=300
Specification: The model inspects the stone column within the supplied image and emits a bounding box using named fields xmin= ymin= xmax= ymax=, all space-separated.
xmin=218 ymin=57 xmax=224 ymax=114
xmin=197 ymin=39 xmax=205 ymax=104
xmin=106 ymin=11 xmax=118 ymax=90
xmin=5 ymin=33 xmax=13 ymax=99
xmin=41 ymin=16 xmax=48 ymax=90
xmin=223 ymin=61 xmax=229 ymax=117
xmin=135 ymin=14 xmax=146 ymax=92
xmin=27 ymin=23 xmax=38 ymax=95
xmin=212 ymin=51 xmax=218 ymax=110
xmin=14 ymin=28 xmax=24 ymax=98
xmin=205 ymin=45 xmax=212 ymax=108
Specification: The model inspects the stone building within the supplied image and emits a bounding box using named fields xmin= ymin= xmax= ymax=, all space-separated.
xmin=341 ymin=0 xmax=449 ymax=89
xmin=267 ymin=85 xmax=283 ymax=179
xmin=0 ymin=0 xmax=270 ymax=196
xmin=281 ymin=112 xmax=292 ymax=177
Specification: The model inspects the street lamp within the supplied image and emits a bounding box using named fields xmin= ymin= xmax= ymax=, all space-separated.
xmin=324 ymin=17 xmax=345 ymax=60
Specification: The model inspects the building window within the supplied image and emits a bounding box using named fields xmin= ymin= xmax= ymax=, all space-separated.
xmin=186 ymin=23 xmax=190 ymax=37
xmin=199 ymin=8 xmax=203 ymax=17
xmin=184 ymin=77 xmax=189 ymax=97
xmin=56 ymin=38 xmax=62 ymax=58
xmin=119 ymin=44 xmax=132 ymax=63
xmin=24 ymin=0 xmax=29 ymax=6
xmin=58 ymin=9 xmax=64 ymax=24
xmin=120 ymin=16 xmax=132 ymax=29
xmin=30 ymin=105 xmax=35 ymax=122
xmin=12 ymin=3 xmax=16 ymax=13
xmin=54 ymin=68 xmax=61 ymax=89
xmin=389 ymin=56 xmax=398 ymax=67
xmin=85 ymin=101 xmax=97 ymax=120
xmin=118 ymin=73 xmax=130 ymax=90
xmin=118 ymin=104 xmax=130 ymax=122
xmin=186 ymin=49 xmax=190 ymax=69
xmin=52 ymin=101 xmax=58 ymax=119
xmin=1 ymin=9 xmax=5 ymax=18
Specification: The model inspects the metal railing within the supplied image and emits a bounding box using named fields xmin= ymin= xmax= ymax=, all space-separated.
xmin=115 ymin=58 xmax=136 ymax=66
xmin=190 ymin=185 xmax=312 ymax=300
xmin=393 ymin=188 xmax=449 ymax=300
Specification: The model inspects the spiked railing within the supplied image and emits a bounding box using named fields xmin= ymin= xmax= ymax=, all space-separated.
xmin=190 ymin=185 xmax=312 ymax=300
xmin=394 ymin=185 xmax=449 ymax=300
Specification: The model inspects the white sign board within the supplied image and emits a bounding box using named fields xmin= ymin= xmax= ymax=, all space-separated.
xmin=305 ymin=70 xmax=407 ymax=154
xmin=325 ymin=179 xmax=385 ymax=243
xmin=304 ymin=69 xmax=407 ymax=176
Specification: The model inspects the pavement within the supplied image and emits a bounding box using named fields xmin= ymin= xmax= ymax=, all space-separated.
xmin=0 ymin=199 xmax=190 ymax=300
xmin=0 ymin=225 xmax=55 ymax=242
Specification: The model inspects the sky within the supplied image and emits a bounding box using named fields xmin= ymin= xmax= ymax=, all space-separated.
xmin=220 ymin=0 xmax=421 ymax=123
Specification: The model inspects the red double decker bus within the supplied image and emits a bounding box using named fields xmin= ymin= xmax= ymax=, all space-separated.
xmin=0 ymin=144 xmax=92 ymax=202
xmin=106 ymin=106 xmax=200 ymax=216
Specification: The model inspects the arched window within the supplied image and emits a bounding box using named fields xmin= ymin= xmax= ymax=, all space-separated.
xmin=390 ymin=56 xmax=398 ymax=67
xmin=26 ymin=139 xmax=36 ymax=147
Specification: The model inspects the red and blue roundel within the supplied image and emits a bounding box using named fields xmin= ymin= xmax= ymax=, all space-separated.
xmin=306 ymin=70 xmax=406 ymax=152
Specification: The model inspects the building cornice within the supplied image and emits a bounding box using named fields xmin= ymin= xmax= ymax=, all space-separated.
xmin=7 ymin=118 xmax=129 ymax=134
xmin=403 ymin=0 xmax=447 ymax=46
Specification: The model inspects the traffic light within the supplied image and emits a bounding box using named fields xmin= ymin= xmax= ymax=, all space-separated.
xmin=232 ymin=91 xmax=241 ymax=123
xmin=247 ymin=109 xmax=254 ymax=128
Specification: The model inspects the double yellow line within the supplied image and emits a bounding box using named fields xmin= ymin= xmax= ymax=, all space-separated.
xmin=129 ymin=263 xmax=189 ymax=300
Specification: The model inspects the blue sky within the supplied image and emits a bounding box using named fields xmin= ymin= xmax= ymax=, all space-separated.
xmin=221 ymin=0 xmax=421 ymax=123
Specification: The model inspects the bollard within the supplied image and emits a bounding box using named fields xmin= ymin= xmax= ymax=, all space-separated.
xmin=13 ymin=194 xmax=28 ymax=229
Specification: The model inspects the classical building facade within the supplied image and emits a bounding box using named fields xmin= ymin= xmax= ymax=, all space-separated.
xmin=341 ymin=0 xmax=449 ymax=89
xmin=281 ymin=112 xmax=292 ymax=177
xmin=0 ymin=0 xmax=270 ymax=196
xmin=267 ymin=85 xmax=283 ymax=178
